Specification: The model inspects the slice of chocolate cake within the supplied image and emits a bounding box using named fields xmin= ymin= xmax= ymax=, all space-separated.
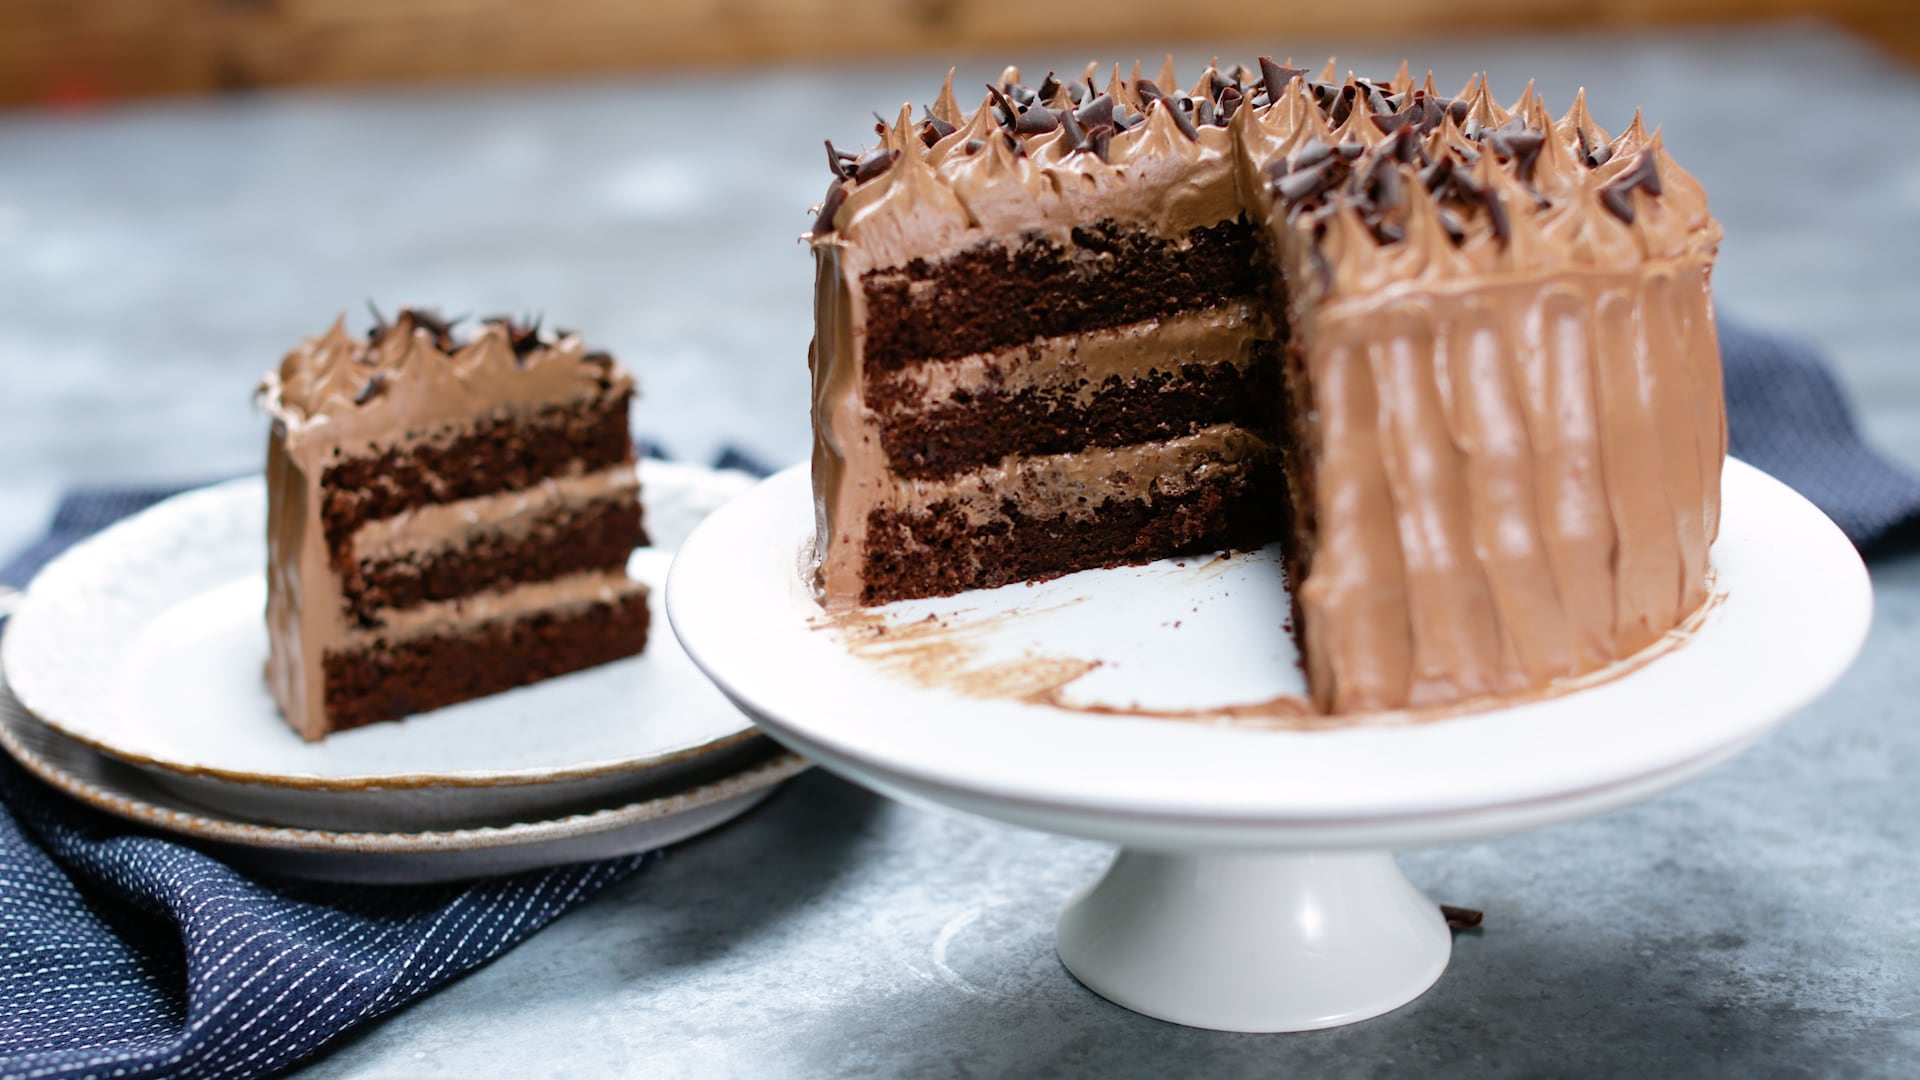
xmin=259 ymin=309 xmax=649 ymax=740
xmin=806 ymin=58 xmax=1727 ymax=716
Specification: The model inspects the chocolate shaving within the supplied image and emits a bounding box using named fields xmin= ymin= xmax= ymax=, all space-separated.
xmin=1448 ymin=98 xmax=1471 ymax=124
xmin=810 ymin=180 xmax=848 ymax=235
xmin=1194 ymin=97 xmax=1216 ymax=128
xmin=984 ymin=83 xmax=1019 ymax=132
xmin=1134 ymin=77 xmax=1168 ymax=105
xmin=1441 ymin=905 xmax=1484 ymax=930
xmin=396 ymin=308 xmax=458 ymax=349
xmin=1058 ymin=104 xmax=1085 ymax=148
xmin=1258 ymin=57 xmax=1307 ymax=100
xmin=1485 ymin=190 xmax=1512 ymax=243
xmin=1293 ymin=138 xmax=1334 ymax=170
xmin=1014 ymin=104 xmax=1059 ymax=135
xmin=1275 ymin=158 xmax=1347 ymax=205
xmin=1489 ymin=129 xmax=1546 ymax=181
xmin=824 ymin=140 xmax=854 ymax=180
xmin=1217 ymin=85 xmax=1244 ymax=123
xmin=353 ymin=372 xmax=387 ymax=405
xmin=852 ymin=148 xmax=898 ymax=183
xmin=1599 ymin=149 xmax=1662 ymax=223
xmin=918 ymin=114 xmax=956 ymax=147
xmin=1163 ymin=97 xmax=1200 ymax=142
xmin=1082 ymin=123 xmax=1114 ymax=161
xmin=1037 ymin=71 xmax=1064 ymax=104
xmin=1074 ymin=92 xmax=1115 ymax=132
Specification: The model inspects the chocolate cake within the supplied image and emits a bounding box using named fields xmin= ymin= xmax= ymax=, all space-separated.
xmin=806 ymin=58 xmax=1726 ymax=714
xmin=260 ymin=309 xmax=649 ymax=740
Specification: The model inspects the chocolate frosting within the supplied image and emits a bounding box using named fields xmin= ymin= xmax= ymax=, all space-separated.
xmin=806 ymin=60 xmax=1726 ymax=715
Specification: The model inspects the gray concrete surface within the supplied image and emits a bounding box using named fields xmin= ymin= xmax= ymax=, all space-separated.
xmin=2 ymin=19 xmax=1917 ymax=1078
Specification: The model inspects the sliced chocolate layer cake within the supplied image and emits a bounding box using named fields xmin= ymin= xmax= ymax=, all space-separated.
xmin=260 ymin=309 xmax=649 ymax=740
xmin=806 ymin=58 xmax=1726 ymax=715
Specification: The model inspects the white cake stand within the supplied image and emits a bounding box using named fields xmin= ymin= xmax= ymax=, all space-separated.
xmin=667 ymin=460 xmax=1870 ymax=1032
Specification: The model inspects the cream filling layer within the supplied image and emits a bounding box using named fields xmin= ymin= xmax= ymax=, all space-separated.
xmin=348 ymin=465 xmax=640 ymax=564
xmin=882 ymin=423 xmax=1272 ymax=527
xmin=346 ymin=568 xmax=645 ymax=646
xmin=869 ymin=300 xmax=1271 ymax=411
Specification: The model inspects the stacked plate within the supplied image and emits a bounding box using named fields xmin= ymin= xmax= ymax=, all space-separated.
xmin=0 ymin=461 xmax=804 ymax=884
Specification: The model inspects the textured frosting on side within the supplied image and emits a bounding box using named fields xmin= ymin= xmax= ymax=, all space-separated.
xmin=808 ymin=58 xmax=1727 ymax=715
xmin=263 ymin=310 xmax=643 ymax=740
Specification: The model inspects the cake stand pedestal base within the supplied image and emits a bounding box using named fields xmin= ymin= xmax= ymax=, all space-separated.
xmin=1056 ymin=849 xmax=1450 ymax=1032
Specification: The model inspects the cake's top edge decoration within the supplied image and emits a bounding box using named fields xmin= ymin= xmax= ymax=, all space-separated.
xmin=802 ymin=57 xmax=1720 ymax=278
xmin=259 ymin=305 xmax=632 ymax=457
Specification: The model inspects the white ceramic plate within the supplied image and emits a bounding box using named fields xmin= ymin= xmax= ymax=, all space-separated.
xmin=668 ymin=459 xmax=1873 ymax=847
xmin=0 ymin=680 xmax=807 ymax=884
xmin=2 ymin=460 xmax=766 ymax=830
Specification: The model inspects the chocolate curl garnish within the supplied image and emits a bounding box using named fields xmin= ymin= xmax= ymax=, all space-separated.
xmin=1258 ymin=57 xmax=1306 ymax=103
xmin=1134 ymin=77 xmax=1167 ymax=105
xmin=364 ymin=300 xmax=389 ymax=343
xmin=919 ymin=113 xmax=956 ymax=147
xmin=1037 ymin=71 xmax=1065 ymax=107
xmin=1083 ymin=123 xmax=1114 ymax=161
xmin=396 ymin=308 xmax=458 ymax=349
xmin=1194 ymin=96 xmax=1216 ymax=128
xmin=1441 ymin=905 xmax=1484 ymax=930
xmin=1057 ymin=101 xmax=1086 ymax=147
xmin=851 ymin=147 xmax=898 ymax=183
xmin=1014 ymin=104 xmax=1059 ymax=135
xmin=353 ymin=371 xmax=388 ymax=405
xmin=963 ymin=139 xmax=986 ymax=154
xmin=810 ymin=180 xmax=849 ymax=235
xmin=1074 ymin=92 xmax=1115 ymax=132
xmin=824 ymin=140 xmax=855 ymax=180
xmin=1599 ymin=148 xmax=1662 ymax=223
xmin=1217 ymin=85 xmax=1244 ymax=124
xmin=985 ymin=84 xmax=1019 ymax=132
xmin=1487 ymin=125 xmax=1546 ymax=182
xmin=1272 ymin=155 xmax=1349 ymax=206
xmin=1159 ymin=96 xmax=1201 ymax=142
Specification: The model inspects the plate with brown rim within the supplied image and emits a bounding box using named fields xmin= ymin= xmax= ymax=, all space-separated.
xmin=0 ymin=680 xmax=807 ymax=884
xmin=0 ymin=460 xmax=770 ymax=831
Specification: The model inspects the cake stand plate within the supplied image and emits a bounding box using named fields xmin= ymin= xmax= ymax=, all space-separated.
xmin=667 ymin=459 xmax=1870 ymax=1032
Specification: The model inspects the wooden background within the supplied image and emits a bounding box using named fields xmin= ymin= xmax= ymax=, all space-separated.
xmin=3 ymin=0 xmax=1913 ymax=106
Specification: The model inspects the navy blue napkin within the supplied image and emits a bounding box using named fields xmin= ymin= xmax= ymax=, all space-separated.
xmin=0 ymin=445 xmax=774 ymax=1080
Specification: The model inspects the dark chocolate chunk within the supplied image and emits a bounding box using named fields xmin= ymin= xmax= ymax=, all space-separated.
xmin=354 ymin=372 xmax=387 ymax=406
xmin=1441 ymin=905 xmax=1484 ymax=930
